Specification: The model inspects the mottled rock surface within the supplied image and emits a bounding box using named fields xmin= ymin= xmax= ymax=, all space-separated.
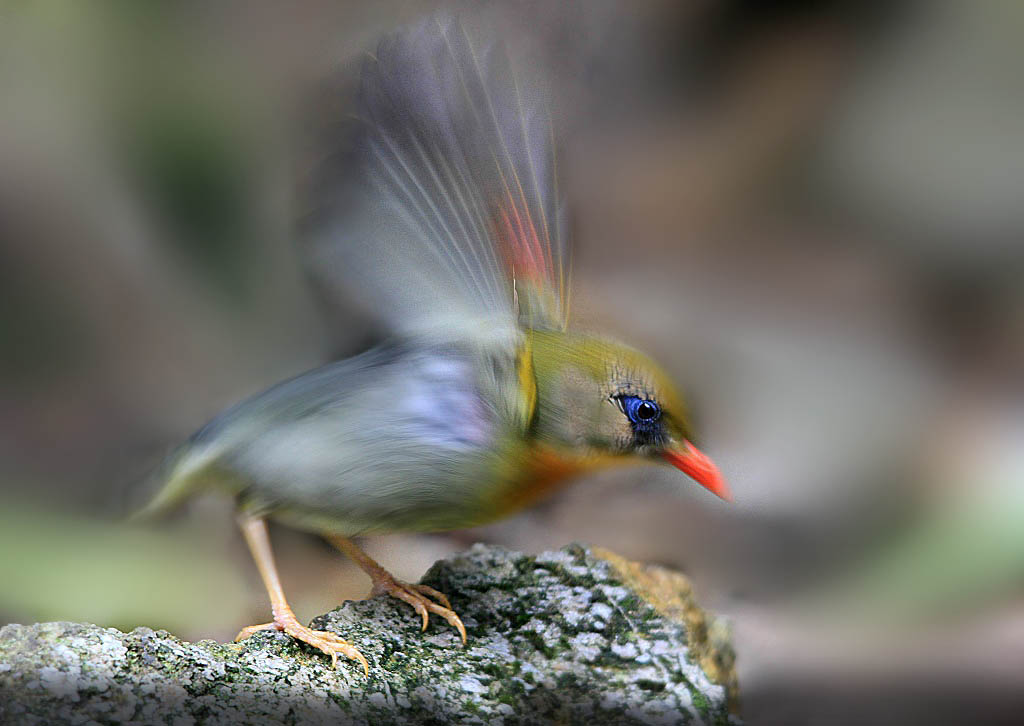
xmin=0 ymin=544 xmax=739 ymax=725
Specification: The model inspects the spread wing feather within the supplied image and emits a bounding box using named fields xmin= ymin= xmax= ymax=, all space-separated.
xmin=304 ymin=15 xmax=570 ymax=338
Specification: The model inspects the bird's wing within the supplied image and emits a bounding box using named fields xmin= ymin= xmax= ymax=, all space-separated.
xmin=302 ymin=15 xmax=571 ymax=340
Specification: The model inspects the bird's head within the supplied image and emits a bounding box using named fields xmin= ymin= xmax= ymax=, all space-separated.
xmin=527 ymin=330 xmax=731 ymax=502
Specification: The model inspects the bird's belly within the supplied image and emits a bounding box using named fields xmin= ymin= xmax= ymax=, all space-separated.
xmin=235 ymin=443 xmax=622 ymax=536
xmin=234 ymin=444 xmax=500 ymax=536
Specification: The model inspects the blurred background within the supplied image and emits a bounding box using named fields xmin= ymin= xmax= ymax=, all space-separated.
xmin=1 ymin=1 xmax=1021 ymax=723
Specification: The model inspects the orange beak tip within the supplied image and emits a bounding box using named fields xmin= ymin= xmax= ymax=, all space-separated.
xmin=663 ymin=442 xmax=733 ymax=503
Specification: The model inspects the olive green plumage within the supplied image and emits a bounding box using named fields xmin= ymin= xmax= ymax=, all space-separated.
xmin=139 ymin=15 xmax=727 ymax=540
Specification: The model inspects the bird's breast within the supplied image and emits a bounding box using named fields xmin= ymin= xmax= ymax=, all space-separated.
xmin=485 ymin=444 xmax=623 ymax=517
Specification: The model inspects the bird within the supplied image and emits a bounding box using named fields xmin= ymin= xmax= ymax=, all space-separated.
xmin=138 ymin=15 xmax=731 ymax=675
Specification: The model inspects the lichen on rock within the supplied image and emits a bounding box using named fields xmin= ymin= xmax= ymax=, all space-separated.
xmin=0 ymin=543 xmax=739 ymax=725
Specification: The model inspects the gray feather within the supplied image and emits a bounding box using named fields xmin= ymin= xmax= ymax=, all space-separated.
xmin=304 ymin=15 xmax=570 ymax=337
xmin=141 ymin=15 xmax=564 ymax=532
xmin=163 ymin=342 xmax=522 ymax=534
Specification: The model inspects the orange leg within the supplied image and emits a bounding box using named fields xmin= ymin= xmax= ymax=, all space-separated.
xmin=234 ymin=514 xmax=368 ymax=674
xmin=325 ymin=535 xmax=467 ymax=644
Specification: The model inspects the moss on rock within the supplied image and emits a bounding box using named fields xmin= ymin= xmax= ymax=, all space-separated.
xmin=0 ymin=544 xmax=739 ymax=725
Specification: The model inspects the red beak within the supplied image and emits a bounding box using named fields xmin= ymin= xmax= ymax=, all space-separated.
xmin=663 ymin=441 xmax=732 ymax=502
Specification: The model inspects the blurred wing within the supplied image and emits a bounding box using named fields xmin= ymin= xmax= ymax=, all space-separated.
xmin=304 ymin=15 xmax=570 ymax=338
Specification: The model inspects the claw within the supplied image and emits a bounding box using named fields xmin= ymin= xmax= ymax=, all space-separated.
xmin=410 ymin=583 xmax=452 ymax=610
xmin=372 ymin=575 xmax=467 ymax=644
xmin=236 ymin=615 xmax=369 ymax=675
xmin=378 ymin=583 xmax=431 ymax=631
xmin=324 ymin=534 xmax=467 ymax=648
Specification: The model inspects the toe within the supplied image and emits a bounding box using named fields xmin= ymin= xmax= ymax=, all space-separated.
xmin=278 ymin=621 xmax=369 ymax=674
xmin=317 ymin=631 xmax=350 ymax=645
xmin=390 ymin=585 xmax=430 ymax=631
xmin=423 ymin=601 xmax=468 ymax=644
xmin=235 ymin=622 xmax=278 ymax=642
xmin=410 ymin=583 xmax=452 ymax=609
xmin=373 ymin=576 xmax=465 ymax=643
xmin=341 ymin=644 xmax=370 ymax=676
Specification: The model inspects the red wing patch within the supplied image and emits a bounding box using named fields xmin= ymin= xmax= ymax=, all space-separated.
xmin=494 ymin=194 xmax=550 ymax=284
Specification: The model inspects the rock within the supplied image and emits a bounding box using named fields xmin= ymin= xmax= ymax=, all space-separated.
xmin=0 ymin=544 xmax=739 ymax=725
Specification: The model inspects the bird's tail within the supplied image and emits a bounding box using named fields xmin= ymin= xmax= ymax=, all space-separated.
xmin=129 ymin=440 xmax=218 ymax=522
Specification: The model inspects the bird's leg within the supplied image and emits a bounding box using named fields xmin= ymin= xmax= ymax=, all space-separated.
xmin=234 ymin=514 xmax=369 ymax=674
xmin=325 ymin=535 xmax=467 ymax=644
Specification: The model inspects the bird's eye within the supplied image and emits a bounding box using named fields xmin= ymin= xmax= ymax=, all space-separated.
xmin=619 ymin=396 xmax=661 ymax=425
xmin=635 ymin=400 xmax=660 ymax=421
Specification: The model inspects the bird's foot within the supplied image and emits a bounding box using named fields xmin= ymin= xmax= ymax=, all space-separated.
xmin=370 ymin=574 xmax=467 ymax=644
xmin=235 ymin=611 xmax=369 ymax=675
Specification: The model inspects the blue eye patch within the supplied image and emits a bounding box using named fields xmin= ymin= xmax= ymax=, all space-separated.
xmin=617 ymin=396 xmax=661 ymax=426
